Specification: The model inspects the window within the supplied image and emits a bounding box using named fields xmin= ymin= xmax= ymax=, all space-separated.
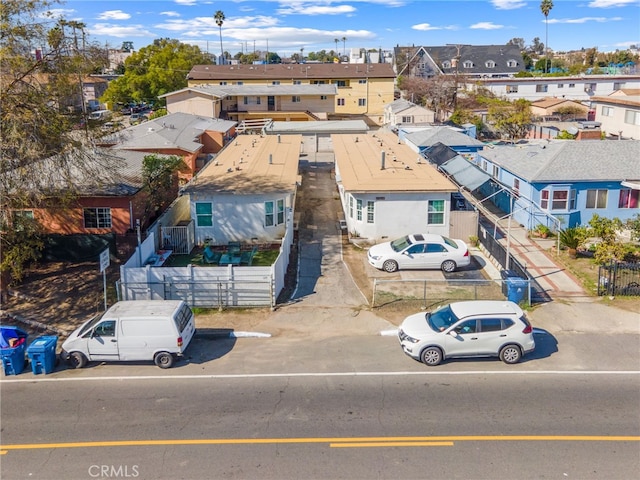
xmin=602 ymin=106 xmax=614 ymax=117
xmin=349 ymin=195 xmax=354 ymax=218
xmin=358 ymin=98 xmax=366 ymax=107
xmin=557 ymin=83 xmax=564 ymax=88
xmin=507 ymin=59 xmax=518 ymax=67
xmin=551 ymin=190 xmax=570 ymax=210
xmin=624 ymin=109 xmax=640 ymax=125
xmin=94 ymin=321 xmax=116 ymax=337
xmin=485 ymin=60 xmax=495 ymax=68
xmin=536 ymin=84 xmax=548 ymax=93
xmin=367 ymin=201 xmax=375 ymax=223
xmin=292 ymin=96 xmax=300 ymax=103
xmin=585 ymin=83 xmax=596 ymax=92
xmin=236 ymin=81 xmax=243 ymax=85
xmin=506 ymin=85 xmax=518 ymax=93
xmin=335 ymin=80 xmax=347 ymax=87
xmin=320 ymin=95 xmax=327 ymax=100
xmin=195 ymin=203 xmax=212 ymax=227
xmin=541 ymin=190 xmax=549 ymax=209
xmin=337 ymin=98 xmax=345 ymax=106
xmin=454 ymin=320 xmax=477 ymax=334
xmin=83 ymin=207 xmax=111 ymax=228
xmin=219 ymin=81 xmax=227 ymax=85
xmin=513 ymin=178 xmax=520 ymax=197
xmin=272 ymin=81 xmax=280 ymax=85
xmin=492 ymin=165 xmax=499 ymax=177
xmin=407 ymin=244 xmax=425 ymax=254
xmin=401 ymin=115 xmax=412 ymax=123
xmin=425 ymin=243 xmax=447 ymax=253
xmin=480 ymin=318 xmax=503 ymax=332
xmin=613 ymin=82 xmax=623 ymax=90
xmin=586 ymin=189 xmax=608 ymax=209
xmin=442 ymin=61 xmax=451 ymax=69
xmin=481 ymin=160 xmax=488 ymax=171
xmin=568 ymin=83 xmax=575 ymax=88
xmin=243 ymin=96 xmax=248 ymax=105
xmin=427 ymin=200 xmax=445 ymax=225
xmin=356 ymin=199 xmax=363 ymax=221
xmin=358 ymin=79 xmax=367 ymax=84
xmin=541 ymin=189 xmax=575 ymax=211
xmin=15 ymin=210 xmax=34 ymax=220
xmin=277 ymin=199 xmax=285 ymax=225
xmin=463 ymin=60 xmax=474 ymax=68
xmin=265 ymin=201 xmax=274 ymax=227
xmin=619 ymin=189 xmax=639 ymax=208
xmin=256 ymin=97 xmax=261 ymax=105
xmin=293 ymin=80 xmax=301 ymax=85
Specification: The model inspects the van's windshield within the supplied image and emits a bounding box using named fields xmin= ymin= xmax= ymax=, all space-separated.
xmin=78 ymin=312 xmax=106 ymax=336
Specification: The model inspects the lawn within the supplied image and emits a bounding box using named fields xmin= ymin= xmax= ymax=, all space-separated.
xmin=164 ymin=246 xmax=280 ymax=267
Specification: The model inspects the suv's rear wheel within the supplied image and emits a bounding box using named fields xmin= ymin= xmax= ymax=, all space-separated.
xmin=382 ymin=260 xmax=398 ymax=273
xmin=499 ymin=344 xmax=522 ymax=364
xmin=420 ymin=347 xmax=443 ymax=366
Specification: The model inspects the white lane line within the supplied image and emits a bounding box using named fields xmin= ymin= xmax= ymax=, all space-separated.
xmin=2 ymin=370 xmax=639 ymax=383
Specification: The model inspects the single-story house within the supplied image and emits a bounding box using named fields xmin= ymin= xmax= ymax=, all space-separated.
xmin=402 ymin=126 xmax=486 ymax=155
xmin=181 ymin=134 xmax=302 ymax=246
xmin=384 ymin=99 xmax=436 ymax=129
xmin=99 ymin=112 xmax=237 ymax=183
xmin=332 ymin=131 xmax=462 ymax=241
xmin=12 ymin=148 xmax=178 ymax=236
xmin=475 ymin=140 xmax=640 ymax=229
xmin=530 ymin=97 xmax=589 ymax=120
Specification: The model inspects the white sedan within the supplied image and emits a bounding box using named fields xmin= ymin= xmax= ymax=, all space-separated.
xmin=367 ymin=233 xmax=470 ymax=273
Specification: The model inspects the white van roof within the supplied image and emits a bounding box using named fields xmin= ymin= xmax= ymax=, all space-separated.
xmin=106 ymin=300 xmax=186 ymax=318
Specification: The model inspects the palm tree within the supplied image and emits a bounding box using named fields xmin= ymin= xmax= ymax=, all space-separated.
xmin=342 ymin=36 xmax=347 ymax=55
xmin=214 ymin=10 xmax=225 ymax=65
xmin=334 ymin=38 xmax=339 ymax=55
xmin=540 ymin=0 xmax=553 ymax=73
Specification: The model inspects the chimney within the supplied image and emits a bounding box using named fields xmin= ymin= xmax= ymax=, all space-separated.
xmin=380 ymin=151 xmax=385 ymax=170
xmin=269 ymin=154 xmax=273 ymax=164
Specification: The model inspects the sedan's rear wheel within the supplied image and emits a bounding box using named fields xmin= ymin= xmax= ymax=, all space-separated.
xmin=382 ymin=260 xmax=398 ymax=273
xmin=441 ymin=260 xmax=457 ymax=273
xmin=420 ymin=347 xmax=443 ymax=366
xmin=499 ymin=344 xmax=522 ymax=364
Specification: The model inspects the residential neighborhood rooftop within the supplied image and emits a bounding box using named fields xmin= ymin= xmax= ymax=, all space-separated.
xmin=188 ymin=63 xmax=396 ymax=81
xmin=332 ymin=131 xmax=457 ymax=193
xmin=404 ymin=126 xmax=486 ymax=148
xmin=480 ymin=139 xmax=640 ymax=182
xmin=183 ymin=134 xmax=302 ymax=194
xmin=162 ymin=84 xmax=338 ymax=99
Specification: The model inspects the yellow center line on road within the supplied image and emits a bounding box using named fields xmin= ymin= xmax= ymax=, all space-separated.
xmin=1 ymin=435 xmax=639 ymax=452
xmin=331 ymin=441 xmax=454 ymax=448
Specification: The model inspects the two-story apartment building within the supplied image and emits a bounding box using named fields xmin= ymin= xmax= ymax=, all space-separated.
xmin=590 ymin=90 xmax=640 ymax=139
xmin=186 ymin=63 xmax=396 ymax=125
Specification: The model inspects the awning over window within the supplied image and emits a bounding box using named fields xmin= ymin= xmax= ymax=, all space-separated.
xmin=621 ymin=180 xmax=640 ymax=190
xmin=439 ymin=156 xmax=492 ymax=192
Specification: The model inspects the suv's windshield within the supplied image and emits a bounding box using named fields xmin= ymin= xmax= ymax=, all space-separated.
xmin=427 ymin=305 xmax=459 ymax=332
xmin=390 ymin=235 xmax=412 ymax=252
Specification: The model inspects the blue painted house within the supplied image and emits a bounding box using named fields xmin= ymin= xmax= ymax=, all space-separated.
xmin=401 ymin=126 xmax=486 ymax=155
xmin=475 ymin=140 xmax=640 ymax=230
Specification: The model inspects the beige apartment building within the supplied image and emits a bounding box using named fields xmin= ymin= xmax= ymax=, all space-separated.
xmin=186 ymin=63 xmax=396 ymax=126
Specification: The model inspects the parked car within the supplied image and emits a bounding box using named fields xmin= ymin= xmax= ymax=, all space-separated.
xmin=398 ymin=300 xmax=535 ymax=366
xmin=367 ymin=233 xmax=470 ymax=273
xmin=130 ymin=113 xmax=148 ymax=125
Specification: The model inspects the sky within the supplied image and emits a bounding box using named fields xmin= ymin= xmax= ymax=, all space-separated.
xmin=48 ymin=0 xmax=640 ymax=56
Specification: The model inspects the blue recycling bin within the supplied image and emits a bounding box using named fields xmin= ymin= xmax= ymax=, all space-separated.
xmin=1 ymin=326 xmax=28 ymax=376
xmin=505 ymin=277 xmax=528 ymax=304
xmin=27 ymin=335 xmax=58 ymax=375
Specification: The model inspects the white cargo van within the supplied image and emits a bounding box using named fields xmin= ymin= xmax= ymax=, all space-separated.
xmin=61 ymin=300 xmax=196 ymax=369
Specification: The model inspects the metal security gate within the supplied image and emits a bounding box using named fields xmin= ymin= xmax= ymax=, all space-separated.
xmin=598 ymin=261 xmax=640 ymax=296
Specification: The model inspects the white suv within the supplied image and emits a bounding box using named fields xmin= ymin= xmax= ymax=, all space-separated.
xmin=398 ymin=300 xmax=535 ymax=366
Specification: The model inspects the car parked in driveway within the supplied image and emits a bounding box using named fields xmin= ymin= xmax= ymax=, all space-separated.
xmin=367 ymin=233 xmax=470 ymax=273
xmin=398 ymin=300 xmax=535 ymax=366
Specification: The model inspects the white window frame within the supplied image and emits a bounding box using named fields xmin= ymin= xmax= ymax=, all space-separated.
xmin=292 ymin=96 xmax=301 ymax=103
xmin=358 ymin=98 xmax=366 ymax=107
xmin=485 ymin=60 xmax=495 ymax=68
xmin=492 ymin=165 xmax=499 ymax=178
xmin=602 ymin=106 xmax=614 ymax=117
xmin=83 ymin=207 xmax=112 ymax=229
xmin=337 ymin=98 xmax=345 ymax=106
xmin=463 ymin=60 xmax=474 ymax=68
xmin=586 ymin=189 xmax=608 ymax=209
xmin=195 ymin=202 xmax=213 ymax=227
xmin=356 ymin=199 xmax=363 ymax=221
xmin=624 ymin=109 xmax=640 ymax=125
xmin=349 ymin=195 xmax=354 ymax=218
xmin=507 ymin=59 xmax=518 ymax=67
xmin=367 ymin=201 xmax=375 ymax=224
xmin=427 ymin=200 xmax=445 ymax=225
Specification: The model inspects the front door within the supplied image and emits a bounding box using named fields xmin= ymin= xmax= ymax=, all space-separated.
xmin=268 ymin=96 xmax=275 ymax=111
xmin=444 ymin=320 xmax=480 ymax=357
xmin=87 ymin=320 xmax=119 ymax=360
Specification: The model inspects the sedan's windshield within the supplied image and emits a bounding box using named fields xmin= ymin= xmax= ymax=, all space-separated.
xmin=390 ymin=235 xmax=412 ymax=252
xmin=427 ymin=305 xmax=459 ymax=332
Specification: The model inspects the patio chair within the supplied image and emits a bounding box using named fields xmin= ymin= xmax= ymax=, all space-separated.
xmin=203 ymin=246 xmax=221 ymax=265
xmin=240 ymin=246 xmax=258 ymax=266
xmin=227 ymin=241 xmax=241 ymax=256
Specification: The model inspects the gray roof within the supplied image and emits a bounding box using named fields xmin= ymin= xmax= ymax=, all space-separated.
xmin=387 ymin=98 xmax=415 ymax=114
xmin=163 ymin=84 xmax=337 ymax=98
xmin=264 ymin=120 xmax=369 ymax=134
xmin=405 ymin=126 xmax=485 ymax=148
xmin=440 ymin=156 xmax=492 ymax=191
xmin=104 ymin=112 xmax=236 ymax=153
xmin=480 ymin=140 xmax=640 ymax=182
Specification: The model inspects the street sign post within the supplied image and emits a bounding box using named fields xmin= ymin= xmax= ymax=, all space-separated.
xmin=99 ymin=248 xmax=110 ymax=311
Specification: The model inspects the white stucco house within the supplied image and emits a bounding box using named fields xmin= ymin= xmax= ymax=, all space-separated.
xmin=332 ymin=131 xmax=459 ymax=242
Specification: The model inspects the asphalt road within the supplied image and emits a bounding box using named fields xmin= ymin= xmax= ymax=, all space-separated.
xmin=1 ymin=369 xmax=638 ymax=480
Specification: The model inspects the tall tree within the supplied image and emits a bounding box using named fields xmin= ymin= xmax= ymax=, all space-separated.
xmin=540 ymin=0 xmax=553 ymax=73
xmin=214 ymin=10 xmax=225 ymax=65
xmin=342 ymin=36 xmax=347 ymax=55
xmin=334 ymin=38 xmax=339 ymax=55
xmin=101 ymin=39 xmax=212 ymax=107
xmin=487 ymin=98 xmax=532 ymax=140
xmin=1 ymin=0 xmax=112 ymax=286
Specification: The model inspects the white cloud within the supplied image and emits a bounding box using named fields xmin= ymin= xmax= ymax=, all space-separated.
xmin=91 ymin=23 xmax=154 ymax=38
xmin=160 ymin=11 xmax=181 ymax=18
xmin=97 ymin=10 xmax=131 ymax=21
xmin=547 ymin=16 xmax=623 ymax=24
xmin=277 ymin=4 xmax=357 ymax=15
xmin=470 ymin=22 xmax=505 ymax=30
xmin=175 ymin=0 xmax=198 ymax=5
xmin=588 ymin=0 xmax=637 ymax=7
xmin=412 ymin=23 xmax=458 ymax=31
xmin=491 ymin=0 xmax=526 ymax=10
